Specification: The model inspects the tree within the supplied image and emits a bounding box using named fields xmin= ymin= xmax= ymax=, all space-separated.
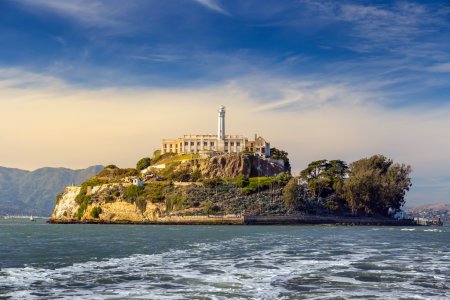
xmin=283 ymin=177 xmax=298 ymax=209
xmin=300 ymin=159 xmax=348 ymax=200
xmin=270 ymin=147 xmax=291 ymax=173
xmin=136 ymin=157 xmax=151 ymax=171
xmin=343 ymin=155 xmax=411 ymax=216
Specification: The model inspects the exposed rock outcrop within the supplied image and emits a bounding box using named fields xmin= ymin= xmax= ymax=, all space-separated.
xmin=49 ymin=154 xmax=292 ymax=224
xmin=200 ymin=154 xmax=286 ymax=178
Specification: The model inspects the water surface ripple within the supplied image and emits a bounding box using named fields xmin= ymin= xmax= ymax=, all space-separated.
xmin=0 ymin=219 xmax=449 ymax=299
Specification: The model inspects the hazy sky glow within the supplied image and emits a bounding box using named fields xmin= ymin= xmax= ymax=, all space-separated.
xmin=1 ymin=0 xmax=450 ymax=205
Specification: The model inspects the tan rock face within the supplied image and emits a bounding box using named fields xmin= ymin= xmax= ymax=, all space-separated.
xmin=86 ymin=201 xmax=145 ymax=222
xmin=51 ymin=186 xmax=81 ymax=220
xmin=201 ymin=154 xmax=251 ymax=178
xmin=199 ymin=154 xmax=287 ymax=178
xmin=50 ymin=184 xmax=165 ymax=223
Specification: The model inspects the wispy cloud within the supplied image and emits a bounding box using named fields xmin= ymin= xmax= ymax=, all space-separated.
xmin=127 ymin=54 xmax=183 ymax=63
xmin=428 ymin=62 xmax=450 ymax=73
xmin=14 ymin=0 xmax=129 ymax=29
xmin=193 ymin=0 xmax=230 ymax=16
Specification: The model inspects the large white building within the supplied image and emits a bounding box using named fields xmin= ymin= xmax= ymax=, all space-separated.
xmin=161 ymin=106 xmax=270 ymax=157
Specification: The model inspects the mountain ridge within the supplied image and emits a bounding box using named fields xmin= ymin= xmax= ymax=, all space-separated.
xmin=0 ymin=165 xmax=104 ymax=216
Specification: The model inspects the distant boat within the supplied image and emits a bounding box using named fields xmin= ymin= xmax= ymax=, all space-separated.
xmin=30 ymin=216 xmax=36 ymax=222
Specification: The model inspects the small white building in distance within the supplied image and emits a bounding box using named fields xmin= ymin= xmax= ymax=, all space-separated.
xmin=161 ymin=106 xmax=271 ymax=157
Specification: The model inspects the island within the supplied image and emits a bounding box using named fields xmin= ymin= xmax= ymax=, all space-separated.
xmin=49 ymin=106 xmax=441 ymax=226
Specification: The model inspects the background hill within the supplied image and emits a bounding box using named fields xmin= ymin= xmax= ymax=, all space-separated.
xmin=406 ymin=203 xmax=450 ymax=221
xmin=0 ymin=165 xmax=103 ymax=216
xmin=408 ymin=203 xmax=450 ymax=214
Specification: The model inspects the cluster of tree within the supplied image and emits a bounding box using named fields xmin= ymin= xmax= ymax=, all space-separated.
xmin=284 ymin=155 xmax=412 ymax=217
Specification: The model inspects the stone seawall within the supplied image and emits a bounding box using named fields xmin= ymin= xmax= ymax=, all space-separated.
xmin=243 ymin=215 xmax=421 ymax=226
xmin=48 ymin=215 xmax=244 ymax=225
xmin=48 ymin=215 xmax=428 ymax=226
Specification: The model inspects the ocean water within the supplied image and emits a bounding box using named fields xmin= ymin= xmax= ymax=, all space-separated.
xmin=0 ymin=219 xmax=449 ymax=299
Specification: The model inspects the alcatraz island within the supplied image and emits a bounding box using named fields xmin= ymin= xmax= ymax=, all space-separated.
xmin=49 ymin=106 xmax=441 ymax=226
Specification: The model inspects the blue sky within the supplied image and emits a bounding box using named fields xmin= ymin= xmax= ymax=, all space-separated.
xmin=1 ymin=0 xmax=450 ymax=205
xmin=2 ymin=0 xmax=450 ymax=98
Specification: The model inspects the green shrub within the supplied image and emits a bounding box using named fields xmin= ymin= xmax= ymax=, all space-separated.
xmin=202 ymin=178 xmax=223 ymax=188
xmin=136 ymin=157 xmax=151 ymax=171
xmin=202 ymin=200 xmax=221 ymax=215
xmin=124 ymin=185 xmax=145 ymax=202
xmin=232 ymin=175 xmax=249 ymax=188
xmin=242 ymin=173 xmax=292 ymax=195
xmin=90 ymin=206 xmax=102 ymax=218
xmin=276 ymin=172 xmax=292 ymax=185
xmin=77 ymin=207 xmax=84 ymax=220
xmin=159 ymin=161 xmax=181 ymax=178
xmin=104 ymin=164 xmax=118 ymax=169
xmin=144 ymin=182 xmax=167 ymax=203
xmin=151 ymin=152 xmax=176 ymax=165
xmin=191 ymin=169 xmax=202 ymax=182
xmin=165 ymin=193 xmax=185 ymax=212
xmin=169 ymin=166 xmax=191 ymax=182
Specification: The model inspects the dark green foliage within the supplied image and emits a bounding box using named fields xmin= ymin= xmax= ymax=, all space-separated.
xmin=232 ymin=175 xmax=249 ymax=188
xmin=90 ymin=206 xmax=102 ymax=218
xmin=242 ymin=173 xmax=292 ymax=195
xmin=270 ymin=148 xmax=291 ymax=173
xmin=191 ymin=169 xmax=202 ymax=182
xmin=270 ymin=148 xmax=289 ymax=159
xmin=75 ymin=193 xmax=91 ymax=206
xmin=144 ymin=182 xmax=168 ymax=203
xmin=77 ymin=207 xmax=84 ymax=220
xmin=74 ymin=176 xmax=108 ymax=219
xmin=283 ymin=177 xmax=298 ymax=209
xmin=82 ymin=177 xmax=109 ymax=187
xmin=136 ymin=157 xmax=151 ymax=171
xmin=151 ymin=152 xmax=175 ymax=165
xmin=202 ymin=200 xmax=221 ymax=215
xmin=202 ymin=178 xmax=223 ymax=188
xmin=124 ymin=185 xmax=145 ymax=202
xmin=343 ymin=155 xmax=412 ymax=216
xmin=104 ymin=164 xmax=118 ymax=169
xmin=77 ymin=196 xmax=90 ymax=220
xmin=165 ymin=192 xmax=186 ymax=212
xmin=96 ymin=167 xmax=138 ymax=179
xmin=159 ymin=162 xmax=181 ymax=179
xmin=290 ymin=155 xmax=411 ymax=217
xmin=169 ymin=166 xmax=191 ymax=182
xmin=300 ymin=159 xmax=348 ymax=200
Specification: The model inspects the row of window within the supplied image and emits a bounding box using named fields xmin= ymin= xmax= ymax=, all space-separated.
xmin=184 ymin=141 xmax=215 ymax=147
xmin=164 ymin=141 xmax=247 ymax=150
xmin=181 ymin=141 xmax=242 ymax=147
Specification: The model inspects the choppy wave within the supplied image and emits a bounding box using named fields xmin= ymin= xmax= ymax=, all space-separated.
xmin=1 ymin=229 xmax=449 ymax=300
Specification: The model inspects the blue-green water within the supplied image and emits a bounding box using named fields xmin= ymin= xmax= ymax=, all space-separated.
xmin=0 ymin=219 xmax=449 ymax=299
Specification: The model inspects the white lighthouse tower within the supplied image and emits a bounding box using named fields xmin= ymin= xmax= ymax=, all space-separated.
xmin=217 ymin=105 xmax=226 ymax=152
xmin=218 ymin=105 xmax=225 ymax=140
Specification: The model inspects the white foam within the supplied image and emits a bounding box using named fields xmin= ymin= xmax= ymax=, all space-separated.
xmin=1 ymin=233 xmax=449 ymax=299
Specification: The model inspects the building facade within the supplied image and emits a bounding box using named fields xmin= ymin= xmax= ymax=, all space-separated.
xmin=161 ymin=106 xmax=270 ymax=157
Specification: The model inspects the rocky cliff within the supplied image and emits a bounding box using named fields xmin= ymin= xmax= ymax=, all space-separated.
xmin=153 ymin=153 xmax=289 ymax=182
xmin=49 ymin=154 xmax=291 ymax=224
